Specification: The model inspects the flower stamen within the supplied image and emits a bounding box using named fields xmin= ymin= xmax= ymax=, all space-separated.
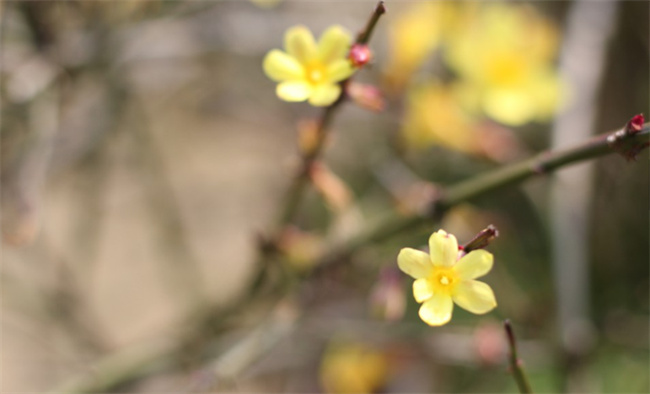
xmin=307 ymin=65 xmax=325 ymax=84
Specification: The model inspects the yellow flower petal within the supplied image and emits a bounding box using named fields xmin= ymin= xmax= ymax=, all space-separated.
xmin=452 ymin=280 xmax=497 ymax=314
xmin=327 ymin=59 xmax=355 ymax=83
xmin=318 ymin=25 xmax=351 ymax=64
xmin=454 ymin=249 xmax=493 ymax=280
xmin=397 ymin=248 xmax=433 ymax=279
xmin=418 ymin=293 xmax=453 ymax=326
xmin=413 ymin=278 xmax=434 ymax=303
xmin=482 ymin=89 xmax=535 ymax=126
xmin=429 ymin=230 xmax=458 ymax=267
xmin=285 ymin=25 xmax=317 ymax=64
xmin=263 ymin=50 xmax=305 ymax=82
xmin=276 ymin=80 xmax=312 ymax=102
xmin=308 ymin=84 xmax=341 ymax=107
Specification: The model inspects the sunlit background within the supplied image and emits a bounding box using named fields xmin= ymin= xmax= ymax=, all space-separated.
xmin=1 ymin=1 xmax=648 ymax=392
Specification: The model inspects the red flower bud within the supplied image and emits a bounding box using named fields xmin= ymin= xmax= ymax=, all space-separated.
xmin=626 ymin=113 xmax=644 ymax=134
xmin=349 ymin=44 xmax=372 ymax=68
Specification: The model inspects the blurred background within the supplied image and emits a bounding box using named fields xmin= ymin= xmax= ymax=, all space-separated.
xmin=1 ymin=1 xmax=648 ymax=392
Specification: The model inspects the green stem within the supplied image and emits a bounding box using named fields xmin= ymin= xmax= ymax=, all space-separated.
xmin=319 ymin=124 xmax=650 ymax=262
xmin=504 ymin=319 xmax=534 ymax=394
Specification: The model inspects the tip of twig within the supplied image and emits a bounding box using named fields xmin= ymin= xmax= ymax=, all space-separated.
xmin=376 ymin=1 xmax=386 ymax=15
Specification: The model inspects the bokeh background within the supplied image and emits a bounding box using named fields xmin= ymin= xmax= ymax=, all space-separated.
xmin=1 ymin=1 xmax=648 ymax=393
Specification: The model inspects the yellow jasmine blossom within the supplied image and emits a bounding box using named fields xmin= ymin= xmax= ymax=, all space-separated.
xmin=401 ymin=81 xmax=480 ymax=153
xmin=397 ymin=230 xmax=497 ymax=326
xmin=382 ymin=2 xmax=460 ymax=95
xmin=263 ymin=25 xmax=355 ymax=106
xmin=445 ymin=3 xmax=563 ymax=126
xmin=320 ymin=341 xmax=389 ymax=394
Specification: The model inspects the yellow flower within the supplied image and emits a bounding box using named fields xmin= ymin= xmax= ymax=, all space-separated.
xmin=397 ymin=229 xmax=497 ymax=326
xmin=263 ymin=25 xmax=355 ymax=106
xmin=445 ymin=3 xmax=563 ymax=126
xmin=320 ymin=341 xmax=388 ymax=394
xmin=382 ymin=2 xmax=461 ymax=95
xmin=401 ymin=81 xmax=480 ymax=152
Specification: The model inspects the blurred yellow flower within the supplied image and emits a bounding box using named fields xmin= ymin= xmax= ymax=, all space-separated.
xmin=383 ymin=2 xmax=457 ymax=94
xmin=445 ymin=3 xmax=563 ymax=126
xmin=397 ymin=230 xmax=497 ymax=326
xmin=320 ymin=341 xmax=388 ymax=394
xmin=249 ymin=0 xmax=282 ymax=8
xmin=263 ymin=25 xmax=355 ymax=106
xmin=401 ymin=81 xmax=479 ymax=152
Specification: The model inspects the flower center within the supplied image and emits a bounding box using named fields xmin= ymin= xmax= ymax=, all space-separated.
xmin=430 ymin=267 xmax=458 ymax=296
xmin=486 ymin=53 xmax=526 ymax=86
xmin=306 ymin=64 xmax=327 ymax=85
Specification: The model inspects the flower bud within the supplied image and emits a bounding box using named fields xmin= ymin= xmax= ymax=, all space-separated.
xmin=346 ymin=82 xmax=385 ymax=112
xmin=608 ymin=114 xmax=649 ymax=161
xmin=626 ymin=113 xmax=644 ymax=134
xmin=348 ymin=43 xmax=372 ymax=68
xmin=277 ymin=226 xmax=323 ymax=272
xmin=369 ymin=268 xmax=406 ymax=321
xmin=463 ymin=225 xmax=499 ymax=253
xmin=310 ymin=162 xmax=352 ymax=212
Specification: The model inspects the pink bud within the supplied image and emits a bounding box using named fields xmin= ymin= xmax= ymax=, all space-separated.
xmin=627 ymin=114 xmax=645 ymax=134
xmin=346 ymin=82 xmax=385 ymax=112
xmin=349 ymin=44 xmax=372 ymax=68
xmin=370 ymin=268 xmax=406 ymax=321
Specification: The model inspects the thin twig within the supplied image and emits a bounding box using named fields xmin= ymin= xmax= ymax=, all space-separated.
xmin=268 ymin=0 xmax=387 ymax=238
xmin=317 ymin=123 xmax=650 ymax=264
xmin=356 ymin=1 xmax=386 ymax=44
xmin=504 ymin=319 xmax=534 ymax=394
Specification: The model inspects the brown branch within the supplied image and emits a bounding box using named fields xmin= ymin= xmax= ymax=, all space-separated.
xmin=316 ymin=122 xmax=650 ymax=265
xmin=504 ymin=319 xmax=534 ymax=394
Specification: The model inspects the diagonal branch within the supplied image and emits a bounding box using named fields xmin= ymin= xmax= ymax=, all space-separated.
xmin=318 ymin=123 xmax=650 ymax=264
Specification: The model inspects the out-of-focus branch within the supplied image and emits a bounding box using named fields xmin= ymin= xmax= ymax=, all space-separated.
xmin=129 ymin=96 xmax=207 ymax=304
xmin=504 ymin=319 xmax=533 ymax=394
xmin=317 ymin=123 xmax=650 ymax=264
xmin=187 ymin=300 xmax=300 ymax=391
xmin=356 ymin=1 xmax=386 ymax=45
